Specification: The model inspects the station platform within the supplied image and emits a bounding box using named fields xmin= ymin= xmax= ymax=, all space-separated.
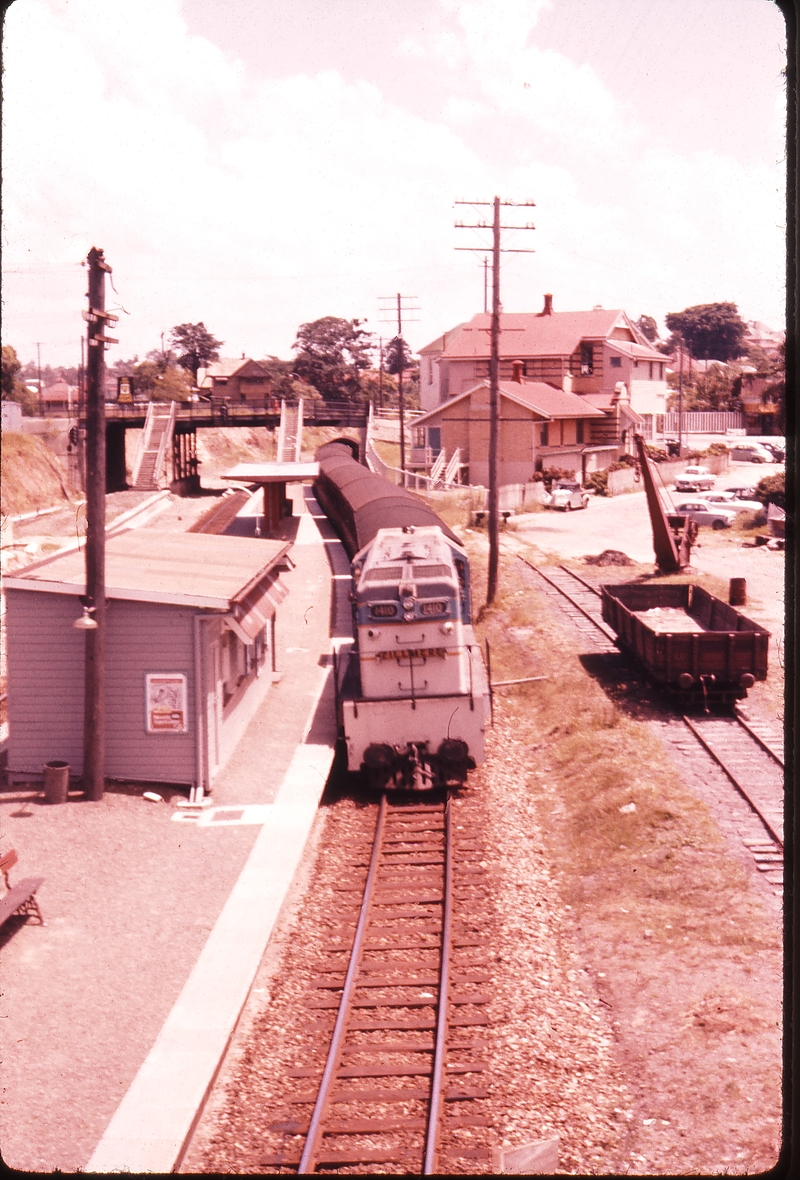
xmin=0 ymin=484 xmax=352 ymax=1173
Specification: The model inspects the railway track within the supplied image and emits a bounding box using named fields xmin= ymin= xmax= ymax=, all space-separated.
xmin=260 ymin=796 xmax=492 ymax=1174
xmin=519 ymin=557 xmax=785 ymax=886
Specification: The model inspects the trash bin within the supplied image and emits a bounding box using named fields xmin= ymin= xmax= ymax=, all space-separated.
xmin=44 ymin=761 xmax=70 ymax=804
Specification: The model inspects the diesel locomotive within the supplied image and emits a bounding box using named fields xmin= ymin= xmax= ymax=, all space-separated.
xmin=314 ymin=441 xmax=491 ymax=791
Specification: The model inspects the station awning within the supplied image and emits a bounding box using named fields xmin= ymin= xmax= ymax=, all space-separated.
xmin=226 ymin=573 xmax=289 ymax=643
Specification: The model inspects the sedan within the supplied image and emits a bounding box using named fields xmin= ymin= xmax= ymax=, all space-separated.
xmin=703 ymin=491 xmax=764 ymax=514
xmin=547 ymin=481 xmax=590 ymax=511
xmin=674 ymin=499 xmax=739 ymax=529
xmin=674 ymin=466 xmax=717 ymax=492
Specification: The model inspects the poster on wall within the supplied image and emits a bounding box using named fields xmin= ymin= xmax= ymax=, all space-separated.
xmin=145 ymin=673 xmax=188 ymax=734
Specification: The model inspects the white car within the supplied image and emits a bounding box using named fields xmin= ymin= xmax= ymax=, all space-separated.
xmin=547 ymin=481 xmax=590 ymax=511
xmin=674 ymin=499 xmax=739 ymax=529
xmin=729 ymin=442 xmax=775 ymax=464
xmin=674 ymin=465 xmax=717 ymax=492
xmin=703 ymin=491 xmax=764 ymax=514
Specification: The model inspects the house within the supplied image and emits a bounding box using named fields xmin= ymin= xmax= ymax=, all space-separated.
xmin=409 ymin=365 xmax=608 ymax=487
xmin=42 ymin=380 xmax=79 ymax=414
xmin=3 ymin=529 xmax=290 ymax=795
xmin=733 ymin=369 xmax=784 ymax=435
xmin=200 ymin=357 xmax=274 ymax=405
xmin=418 ymin=295 xmax=668 ymax=440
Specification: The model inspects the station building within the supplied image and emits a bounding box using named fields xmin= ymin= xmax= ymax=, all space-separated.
xmin=3 ymin=529 xmax=291 ymax=795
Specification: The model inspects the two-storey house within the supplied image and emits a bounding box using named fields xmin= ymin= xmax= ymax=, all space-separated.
xmin=418 ymin=295 xmax=668 ymax=441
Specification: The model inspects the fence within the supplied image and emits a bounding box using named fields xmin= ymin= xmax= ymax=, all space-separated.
xmin=663 ymin=412 xmax=742 ymax=434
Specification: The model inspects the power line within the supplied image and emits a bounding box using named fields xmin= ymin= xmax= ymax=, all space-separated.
xmin=378 ymin=294 xmax=419 ymax=481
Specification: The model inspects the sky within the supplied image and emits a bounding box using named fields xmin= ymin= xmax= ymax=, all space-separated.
xmin=1 ymin=0 xmax=787 ymax=370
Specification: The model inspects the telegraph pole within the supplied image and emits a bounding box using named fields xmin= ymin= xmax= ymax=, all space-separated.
xmin=83 ymin=247 xmax=117 ymax=801
xmin=379 ymin=294 xmax=419 ymax=484
xmin=455 ymin=198 xmax=536 ymax=605
xmin=36 ymin=342 xmax=42 ymax=415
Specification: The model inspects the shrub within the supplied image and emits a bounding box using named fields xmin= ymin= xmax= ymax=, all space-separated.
xmin=586 ymin=469 xmax=609 ymax=496
xmin=533 ymin=465 xmax=577 ymax=491
xmin=754 ymin=471 xmax=785 ymax=510
xmin=705 ymin=442 xmax=730 ymax=455
xmin=645 ymin=444 xmax=669 ymax=463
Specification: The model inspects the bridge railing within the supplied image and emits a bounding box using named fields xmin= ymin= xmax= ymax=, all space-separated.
xmin=50 ymin=398 xmax=370 ymax=424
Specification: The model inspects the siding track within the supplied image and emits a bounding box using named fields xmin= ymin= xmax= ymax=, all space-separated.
xmin=519 ymin=557 xmax=785 ymax=889
xmin=260 ymin=796 xmax=491 ymax=1173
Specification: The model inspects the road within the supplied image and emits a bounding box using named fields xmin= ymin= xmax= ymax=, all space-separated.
xmin=509 ymin=461 xmax=785 ymax=636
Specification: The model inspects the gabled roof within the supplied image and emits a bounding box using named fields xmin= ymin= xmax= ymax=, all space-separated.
xmin=206 ymin=357 xmax=270 ymax=379
xmin=423 ymin=310 xmax=648 ymax=361
xmin=414 ymin=380 xmax=606 ymax=426
xmin=418 ymin=325 xmax=467 ymax=355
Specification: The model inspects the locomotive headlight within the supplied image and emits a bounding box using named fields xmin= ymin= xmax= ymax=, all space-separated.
xmin=404 ymin=611 xmax=414 ymax=621
xmin=402 ymin=597 xmax=414 ymax=609
xmin=441 ymin=621 xmax=453 ymax=634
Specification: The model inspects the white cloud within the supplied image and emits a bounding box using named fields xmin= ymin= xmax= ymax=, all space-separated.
xmin=1 ymin=0 xmax=786 ymax=366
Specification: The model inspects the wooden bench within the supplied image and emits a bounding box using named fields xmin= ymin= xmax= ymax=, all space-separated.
xmin=0 ymin=850 xmax=45 ymax=928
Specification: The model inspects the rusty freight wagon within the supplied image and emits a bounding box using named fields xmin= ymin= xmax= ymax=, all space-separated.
xmin=600 ymin=582 xmax=769 ymax=706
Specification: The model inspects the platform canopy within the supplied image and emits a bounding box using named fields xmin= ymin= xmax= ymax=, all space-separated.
xmin=221 ymin=462 xmax=319 ymax=483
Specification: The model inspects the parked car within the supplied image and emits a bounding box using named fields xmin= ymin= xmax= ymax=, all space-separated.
xmin=547 ymin=481 xmax=590 ymax=511
xmin=724 ymin=485 xmax=760 ymax=502
xmin=729 ymin=442 xmax=775 ymax=464
xmin=762 ymin=441 xmax=785 ymax=462
xmin=674 ymin=499 xmax=739 ymax=529
xmin=674 ymin=465 xmax=717 ymax=492
xmin=703 ymin=491 xmax=764 ymax=514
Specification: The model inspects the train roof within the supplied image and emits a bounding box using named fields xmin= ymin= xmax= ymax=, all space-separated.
xmin=315 ymin=442 xmax=462 ymax=555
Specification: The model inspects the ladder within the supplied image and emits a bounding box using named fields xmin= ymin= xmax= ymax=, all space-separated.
xmin=131 ymin=401 xmax=177 ymax=489
xmin=276 ymin=399 xmax=304 ymax=463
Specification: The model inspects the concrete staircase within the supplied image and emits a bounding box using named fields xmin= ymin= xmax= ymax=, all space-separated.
xmin=131 ymin=401 xmax=176 ymax=490
xmin=276 ymin=399 xmax=303 ymax=463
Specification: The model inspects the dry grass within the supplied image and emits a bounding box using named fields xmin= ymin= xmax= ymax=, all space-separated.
xmin=1 ymin=432 xmax=74 ymax=516
xmin=466 ymin=542 xmax=779 ymax=956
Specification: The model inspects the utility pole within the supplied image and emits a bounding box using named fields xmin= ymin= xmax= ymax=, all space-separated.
xmin=378 ymin=336 xmax=384 ymax=410
xmin=483 ymin=256 xmax=489 ymax=314
xmin=455 ymin=197 xmax=536 ymax=605
xmin=83 ymin=247 xmax=118 ymax=801
xmin=379 ymin=294 xmax=419 ymax=484
xmin=36 ymin=342 xmax=42 ymax=416
xmin=678 ymin=346 xmax=684 ymax=455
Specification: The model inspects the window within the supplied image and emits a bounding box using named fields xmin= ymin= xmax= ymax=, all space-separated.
xmin=610 ymin=356 xmax=622 ymax=368
xmin=580 ymin=343 xmax=594 ymax=375
xmin=576 ymin=419 xmax=584 ymax=444
xmin=659 ymin=363 xmax=664 ymax=380
xmin=412 ymin=426 xmax=426 ymax=448
xmin=649 ymin=362 xmax=654 ymax=379
xmin=428 ymin=358 xmax=433 ymax=385
xmin=539 ymin=422 xmax=549 ymax=447
xmin=428 ymin=427 xmax=442 ymax=455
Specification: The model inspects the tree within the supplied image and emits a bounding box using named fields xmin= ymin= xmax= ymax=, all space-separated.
xmin=292 ymin=316 xmax=374 ymax=402
xmin=635 ymin=315 xmax=659 ymax=343
xmin=664 ymin=302 xmax=748 ymax=362
xmin=1 ymin=346 xmax=36 ymax=413
xmin=134 ymin=352 xmax=193 ymax=402
xmin=170 ymin=322 xmax=223 ymax=385
xmin=383 ymin=336 xmax=414 ymax=375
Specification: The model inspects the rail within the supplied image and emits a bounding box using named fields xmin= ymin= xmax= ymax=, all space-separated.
xmin=263 ymin=798 xmax=490 ymax=1173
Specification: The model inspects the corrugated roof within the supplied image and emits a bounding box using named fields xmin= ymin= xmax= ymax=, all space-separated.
xmin=414 ymin=380 xmax=606 ymax=425
xmin=4 ymin=530 xmax=291 ymax=610
xmin=428 ymin=310 xmax=633 ymax=360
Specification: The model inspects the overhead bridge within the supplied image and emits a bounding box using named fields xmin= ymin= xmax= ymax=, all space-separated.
xmin=70 ymin=399 xmax=368 ymax=493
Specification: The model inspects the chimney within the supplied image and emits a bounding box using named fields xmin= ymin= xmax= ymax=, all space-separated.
xmin=542 ymin=293 xmax=553 ymax=316
xmin=512 ymin=360 xmax=525 ymax=383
